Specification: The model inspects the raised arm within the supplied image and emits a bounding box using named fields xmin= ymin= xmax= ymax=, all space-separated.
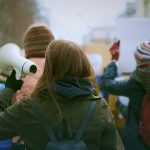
xmin=101 ymin=62 xmax=143 ymax=96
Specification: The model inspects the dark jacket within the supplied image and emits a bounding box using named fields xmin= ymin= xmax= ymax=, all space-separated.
xmin=0 ymin=87 xmax=124 ymax=150
xmin=101 ymin=62 xmax=145 ymax=123
xmin=101 ymin=62 xmax=149 ymax=150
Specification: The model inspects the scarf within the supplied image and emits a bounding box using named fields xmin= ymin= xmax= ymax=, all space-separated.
xmin=51 ymin=76 xmax=95 ymax=102
xmin=132 ymin=67 xmax=150 ymax=92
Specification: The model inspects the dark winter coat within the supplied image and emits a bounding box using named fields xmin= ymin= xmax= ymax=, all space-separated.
xmin=0 ymin=77 xmax=124 ymax=150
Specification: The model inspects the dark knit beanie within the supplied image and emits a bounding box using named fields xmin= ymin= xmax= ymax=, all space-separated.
xmin=23 ymin=24 xmax=55 ymax=58
xmin=134 ymin=40 xmax=150 ymax=67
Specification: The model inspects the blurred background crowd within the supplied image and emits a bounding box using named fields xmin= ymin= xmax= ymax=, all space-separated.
xmin=0 ymin=0 xmax=150 ymax=72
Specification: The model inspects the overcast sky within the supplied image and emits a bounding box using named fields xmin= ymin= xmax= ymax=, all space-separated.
xmin=38 ymin=0 xmax=126 ymax=44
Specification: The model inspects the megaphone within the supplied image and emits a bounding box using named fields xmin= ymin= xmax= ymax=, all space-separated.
xmin=0 ymin=43 xmax=37 ymax=79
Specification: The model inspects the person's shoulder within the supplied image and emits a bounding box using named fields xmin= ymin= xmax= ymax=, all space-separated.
xmin=17 ymin=96 xmax=32 ymax=109
xmin=14 ymin=96 xmax=35 ymax=119
xmin=96 ymin=97 xmax=108 ymax=110
xmin=94 ymin=97 xmax=115 ymax=123
xmin=5 ymin=96 xmax=32 ymax=117
xmin=130 ymin=75 xmax=144 ymax=88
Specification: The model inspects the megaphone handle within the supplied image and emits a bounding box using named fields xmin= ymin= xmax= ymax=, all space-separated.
xmin=15 ymin=68 xmax=21 ymax=80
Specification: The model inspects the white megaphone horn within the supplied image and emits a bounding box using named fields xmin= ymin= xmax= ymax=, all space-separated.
xmin=0 ymin=43 xmax=37 ymax=79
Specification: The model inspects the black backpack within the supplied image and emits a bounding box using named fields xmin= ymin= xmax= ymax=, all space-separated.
xmin=31 ymin=98 xmax=97 ymax=150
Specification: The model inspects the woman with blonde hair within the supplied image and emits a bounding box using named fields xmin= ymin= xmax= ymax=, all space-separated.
xmin=0 ymin=40 xmax=124 ymax=150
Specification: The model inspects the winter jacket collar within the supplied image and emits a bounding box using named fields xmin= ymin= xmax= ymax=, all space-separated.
xmin=51 ymin=76 xmax=95 ymax=102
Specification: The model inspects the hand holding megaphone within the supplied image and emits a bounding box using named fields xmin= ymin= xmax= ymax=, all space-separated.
xmin=0 ymin=43 xmax=37 ymax=79
xmin=5 ymin=70 xmax=24 ymax=92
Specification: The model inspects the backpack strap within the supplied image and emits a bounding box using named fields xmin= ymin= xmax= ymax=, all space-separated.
xmin=58 ymin=118 xmax=73 ymax=140
xmin=32 ymin=97 xmax=100 ymax=142
xmin=31 ymin=98 xmax=57 ymax=142
xmin=75 ymin=97 xmax=98 ymax=141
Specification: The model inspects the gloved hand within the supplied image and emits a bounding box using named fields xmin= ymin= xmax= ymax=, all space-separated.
xmin=109 ymin=40 xmax=120 ymax=61
xmin=5 ymin=70 xmax=24 ymax=92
